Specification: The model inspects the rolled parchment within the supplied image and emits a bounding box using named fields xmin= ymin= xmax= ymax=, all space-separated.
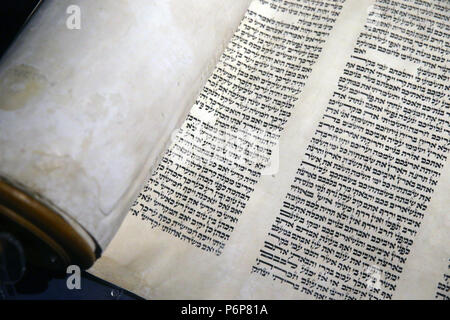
xmin=0 ymin=0 xmax=251 ymax=268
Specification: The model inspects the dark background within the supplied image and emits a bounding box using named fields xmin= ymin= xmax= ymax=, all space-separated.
xmin=0 ymin=0 xmax=141 ymax=300
xmin=0 ymin=0 xmax=42 ymax=59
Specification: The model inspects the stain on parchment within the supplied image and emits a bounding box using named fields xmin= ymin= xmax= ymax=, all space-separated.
xmin=0 ymin=64 xmax=47 ymax=111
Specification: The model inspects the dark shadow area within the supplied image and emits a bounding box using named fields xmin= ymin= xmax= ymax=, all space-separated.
xmin=0 ymin=0 xmax=43 ymax=60
xmin=2 ymin=262 xmax=142 ymax=300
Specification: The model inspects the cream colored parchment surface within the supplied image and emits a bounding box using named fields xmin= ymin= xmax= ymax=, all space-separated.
xmin=90 ymin=0 xmax=449 ymax=300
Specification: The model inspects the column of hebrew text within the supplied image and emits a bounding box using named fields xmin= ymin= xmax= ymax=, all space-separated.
xmin=251 ymin=0 xmax=449 ymax=300
xmin=129 ymin=0 xmax=348 ymax=256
